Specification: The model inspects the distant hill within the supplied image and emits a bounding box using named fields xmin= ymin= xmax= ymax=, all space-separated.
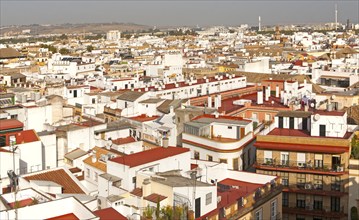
xmin=1 ymin=22 xmax=151 ymax=35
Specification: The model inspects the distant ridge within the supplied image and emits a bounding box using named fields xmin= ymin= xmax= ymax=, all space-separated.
xmin=0 ymin=22 xmax=151 ymax=35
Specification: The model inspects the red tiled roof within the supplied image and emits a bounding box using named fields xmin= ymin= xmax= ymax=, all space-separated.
xmin=191 ymin=164 xmax=199 ymax=170
xmin=268 ymin=128 xmax=310 ymax=137
xmin=128 ymin=114 xmax=159 ymax=122
xmin=254 ymin=141 xmax=349 ymax=153
xmin=130 ymin=187 xmax=143 ymax=197
xmin=192 ymin=114 xmax=251 ymax=122
xmin=15 ymin=130 xmax=39 ymax=144
xmin=8 ymin=198 xmax=33 ymax=208
xmin=112 ymin=136 xmax=136 ymax=145
xmin=110 ymin=147 xmax=189 ymax=168
xmin=94 ymin=207 xmax=127 ymax=220
xmin=46 ymin=213 xmax=79 ymax=220
xmin=144 ymin=193 xmax=167 ymax=203
xmin=217 ymin=179 xmax=264 ymax=209
xmin=0 ymin=119 xmax=23 ymax=131
xmin=268 ymin=128 xmax=352 ymax=139
xmin=24 ymin=169 xmax=85 ymax=194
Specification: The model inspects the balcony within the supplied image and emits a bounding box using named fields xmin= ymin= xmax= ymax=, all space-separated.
xmin=282 ymin=183 xmax=346 ymax=197
xmin=182 ymin=132 xmax=254 ymax=152
xmin=255 ymin=158 xmax=347 ymax=175
xmin=283 ymin=202 xmax=346 ymax=218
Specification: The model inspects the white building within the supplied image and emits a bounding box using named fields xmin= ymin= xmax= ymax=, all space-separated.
xmin=107 ymin=30 xmax=121 ymax=41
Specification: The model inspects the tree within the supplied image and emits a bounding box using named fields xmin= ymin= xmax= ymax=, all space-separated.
xmin=40 ymin=44 xmax=57 ymax=53
xmin=87 ymin=45 xmax=94 ymax=52
xmin=351 ymin=135 xmax=359 ymax=159
xmin=59 ymin=48 xmax=70 ymax=55
xmin=59 ymin=34 xmax=68 ymax=40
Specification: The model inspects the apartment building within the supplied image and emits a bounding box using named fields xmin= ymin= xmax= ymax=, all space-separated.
xmin=254 ymin=109 xmax=353 ymax=220
xmin=182 ymin=114 xmax=256 ymax=171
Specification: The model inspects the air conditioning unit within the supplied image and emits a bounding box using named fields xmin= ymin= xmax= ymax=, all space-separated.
xmin=304 ymin=183 xmax=312 ymax=190
xmin=337 ymin=166 xmax=344 ymax=172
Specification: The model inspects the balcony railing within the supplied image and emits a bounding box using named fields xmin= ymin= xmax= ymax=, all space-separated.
xmin=284 ymin=202 xmax=345 ymax=215
xmin=256 ymin=158 xmax=346 ymax=173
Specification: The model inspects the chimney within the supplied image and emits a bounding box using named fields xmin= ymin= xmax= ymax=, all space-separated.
xmin=92 ymin=154 xmax=97 ymax=163
xmin=275 ymin=85 xmax=279 ymax=98
xmin=304 ymin=105 xmax=309 ymax=112
xmin=257 ymin=90 xmax=263 ymax=105
xmin=163 ymin=137 xmax=169 ymax=148
xmin=217 ymin=94 xmax=222 ymax=108
xmin=207 ymin=96 xmax=212 ymax=108
xmin=265 ymin=86 xmax=270 ymax=101
xmin=169 ymin=106 xmax=174 ymax=114
xmin=280 ymin=91 xmax=284 ymax=103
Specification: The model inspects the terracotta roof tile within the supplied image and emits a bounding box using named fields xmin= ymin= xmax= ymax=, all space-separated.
xmin=94 ymin=207 xmax=127 ymax=220
xmin=24 ymin=169 xmax=85 ymax=194
xmin=0 ymin=119 xmax=23 ymax=131
xmin=110 ymin=147 xmax=189 ymax=168
xmin=130 ymin=187 xmax=143 ymax=197
xmin=144 ymin=193 xmax=167 ymax=203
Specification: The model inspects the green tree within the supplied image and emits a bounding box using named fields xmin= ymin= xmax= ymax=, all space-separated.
xmin=59 ymin=48 xmax=70 ymax=55
xmin=351 ymin=134 xmax=359 ymax=159
xmin=87 ymin=45 xmax=94 ymax=52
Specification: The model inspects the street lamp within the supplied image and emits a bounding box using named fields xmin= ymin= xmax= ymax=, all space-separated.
xmin=9 ymin=135 xmax=18 ymax=220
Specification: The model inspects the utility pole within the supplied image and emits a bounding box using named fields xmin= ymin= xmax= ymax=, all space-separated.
xmin=8 ymin=136 xmax=18 ymax=220
xmin=335 ymin=4 xmax=338 ymax=31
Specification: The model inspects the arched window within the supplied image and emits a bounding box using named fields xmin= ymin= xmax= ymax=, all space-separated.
xmin=351 ymin=206 xmax=358 ymax=220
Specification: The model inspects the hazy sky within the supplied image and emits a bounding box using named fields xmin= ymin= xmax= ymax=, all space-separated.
xmin=0 ymin=0 xmax=358 ymax=27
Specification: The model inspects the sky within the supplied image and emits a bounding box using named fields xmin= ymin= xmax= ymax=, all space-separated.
xmin=0 ymin=0 xmax=358 ymax=27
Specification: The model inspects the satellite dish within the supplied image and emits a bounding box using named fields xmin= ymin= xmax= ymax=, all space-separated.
xmin=310 ymin=103 xmax=315 ymax=108
xmin=331 ymin=95 xmax=336 ymax=100
xmin=314 ymin=114 xmax=320 ymax=121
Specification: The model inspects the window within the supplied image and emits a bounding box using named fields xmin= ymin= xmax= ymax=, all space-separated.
xmin=125 ymin=102 xmax=127 ymax=108
xmin=132 ymin=176 xmax=136 ymax=184
xmin=313 ymin=175 xmax=323 ymax=189
xmin=194 ymin=151 xmax=200 ymax=160
xmin=297 ymin=173 xmax=306 ymax=188
xmin=227 ymin=126 xmax=232 ymax=129
xmin=270 ymin=200 xmax=277 ymax=220
xmin=252 ymin=113 xmax=258 ymax=119
xmin=281 ymin=172 xmax=289 ymax=186
xmin=255 ymin=208 xmax=262 ymax=220
xmin=177 ymin=117 xmax=180 ymax=123
xmin=205 ymin=193 xmax=212 ymax=205
xmin=278 ymin=117 xmax=283 ymax=128
xmin=313 ymin=195 xmax=323 ymax=210
xmin=314 ymin=154 xmax=323 ymax=168
xmin=92 ymin=98 xmax=96 ymax=104
xmin=207 ymin=155 xmax=213 ymax=161
xmin=296 ymin=194 xmax=306 ymax=208
xmin=86 ymin=168 xmax=90 ymax=178
xmin=289 ymin=117 xmax=294 ymax=129
xmin=264 ymin=150 xmax=273 ymax=164
xmin=331 ymin=197 xmax=341 ymax=212
xmin=0 ymin=136 xmax=6 ymax=147
xmin=219 ymin=159 xmax=227 ymax=164
xmin=331 ymin=176 xmax=341 ymax=191
xmin=296 ymin=215 xmax=305 ymax=220
xmin=94 ymin=172 xmax=98 ymax=182
xmin=282 ymin=192 xmax=289 ymax=207
xmin=297 ymin=153 xmax=306 ymax=167
xmin=280 ymin=152 xmax=289 ymax=166
xmin=319 ymin=125 xmax=326 ymax=137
